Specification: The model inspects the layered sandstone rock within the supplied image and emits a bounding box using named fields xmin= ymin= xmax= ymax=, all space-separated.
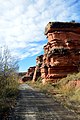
xmin=23 ymin=22 xmax=80 ymax=84
xmin=22 ymin=66 xmax=35 ymax=82
xmin=32 ymin=55 xmax=43 ymax=82
xmin=41 ymin=22 xmax=80 ymax=84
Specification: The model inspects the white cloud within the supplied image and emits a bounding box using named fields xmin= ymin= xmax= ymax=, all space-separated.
xmin=0 ymin=0 xmax=80 ymax=60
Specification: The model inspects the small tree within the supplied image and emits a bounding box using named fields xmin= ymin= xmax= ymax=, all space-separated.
xmin=0 ymin=46 xmax=19 ymax=99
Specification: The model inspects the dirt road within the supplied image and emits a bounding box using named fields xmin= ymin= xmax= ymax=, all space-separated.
xmin=8 ymin=84 xmax=79 ymax=120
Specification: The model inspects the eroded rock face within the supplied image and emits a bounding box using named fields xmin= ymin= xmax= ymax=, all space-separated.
xmin=41 ymin=22 xmax=80 ymax=84
xmin=25 ymin=22 xmax=80 ymax=84
xmin=32 ymin=55 xmax=43 ymax=82
xmin=22 ymin=66 xmax=35 ymax=82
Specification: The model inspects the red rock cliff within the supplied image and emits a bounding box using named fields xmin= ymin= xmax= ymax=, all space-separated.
xmin=41 ymin=22 xmax=80 ymax=84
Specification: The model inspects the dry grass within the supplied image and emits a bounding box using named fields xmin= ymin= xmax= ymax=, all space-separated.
xmin=26 ymin=72 xmax=80 ymax=113
xmin=0 ymin=73 xmax=19 ymax=115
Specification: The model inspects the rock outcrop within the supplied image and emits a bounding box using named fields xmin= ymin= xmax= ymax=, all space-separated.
xmin=23 ymin=22 xmax=80 ymax=84
xmin=22 ymin=66 xmax=35 ymax=82
xmin=41 ymin=22 xmax=80 ymax=84
xmin=32 ymin=55 xmax=43 ymax=82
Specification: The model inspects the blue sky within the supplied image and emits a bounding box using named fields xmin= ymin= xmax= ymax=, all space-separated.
xmin=0 ymin=0 xmax=80 ymax=72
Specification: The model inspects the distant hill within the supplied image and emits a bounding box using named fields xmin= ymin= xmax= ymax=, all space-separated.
xmin=18 ymin=72 xmax=26 ymax=77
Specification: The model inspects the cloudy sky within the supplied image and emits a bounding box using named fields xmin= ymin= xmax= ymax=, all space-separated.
xmin=0 ymin=0 xmax=80 ymax=72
